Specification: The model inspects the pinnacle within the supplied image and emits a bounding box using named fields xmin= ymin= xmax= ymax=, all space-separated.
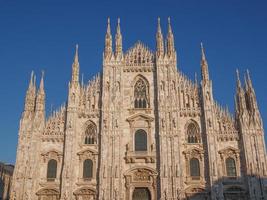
xmin=200 ymin=42 xmax=206 ymax=61
xmin=74 ymin=44 xmax=79 ymax=63
xmin=116 ymin=18 xmax=121 ymax=34
xmin=106 ymin=17 xmax=111 ymax=35
xmin=167 ymin=17 xmax=172 ymax=34
xmin=157 ymin=17 xmax=162 ymax=34
xmin=39 ymin=70 xmax=45 ymax=91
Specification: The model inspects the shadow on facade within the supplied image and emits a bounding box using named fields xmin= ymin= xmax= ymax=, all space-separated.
xmin=0 ymin=163 xmax=14 ymax=200
xmin=181 ymin=175 xmax=267 ymax=200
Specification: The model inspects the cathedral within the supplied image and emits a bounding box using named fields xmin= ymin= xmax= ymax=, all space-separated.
xmin=10 ymin=18 xmax=267 ymax=200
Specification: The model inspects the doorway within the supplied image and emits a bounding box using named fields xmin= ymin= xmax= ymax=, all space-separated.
xmin=132 ymin=188 xmax=151 ymax=200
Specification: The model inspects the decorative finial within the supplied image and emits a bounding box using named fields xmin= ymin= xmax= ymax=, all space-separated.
xmin=157 ymin=17 xmax=162 ymax=33
xmin=107 ymin=17 xmax=111 ymax=34
xmin=33 ymin=74 xmax=36 ymax=87
xmin=246 ymin=69 xmax=251 ymax=80
xmin=246 ymin=69 xmax=253 ymax=88
xmin=39 ymin=70 xmax=45 ymax=91
xmin=41 ymin=70 xmax=45 ymax=79
xmin=168 ymin=17 xmax=172 ymax=32
xmin=30 ymin=71 xmax=34 ymax=87
xmin=74 ymin=44 xmax=79 ymax=63
xmin=200 ymin=42 xmax=206 ymax=61
xmin=116 ymin=18 xmax=121 ymax=33
xmin=236 ymin=69 xmax=242 ymax=88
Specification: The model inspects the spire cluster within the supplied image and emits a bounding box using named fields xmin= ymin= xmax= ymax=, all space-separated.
xmin=104 ymin=18 xmax=123 ymax=60
xmin=235 ymin=69 xmax=261 ymax=125
xmin=155 ymin=17 xmax=176 ymax=58
xmin=23 ymin=71 xmax=46 ymax=119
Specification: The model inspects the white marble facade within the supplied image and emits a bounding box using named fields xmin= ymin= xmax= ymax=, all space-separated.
xmin=10 ymin=18 xmax=267 ymax=200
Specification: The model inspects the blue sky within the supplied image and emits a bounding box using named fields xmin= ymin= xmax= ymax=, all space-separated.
xmin=0 ymin=0 xmax=266 ymax=164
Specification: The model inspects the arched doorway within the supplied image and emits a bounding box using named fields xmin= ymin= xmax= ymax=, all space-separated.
xmin=124 ymin=167 xmax=157 ymax=200
xmin=132 ymin=188 xmax=151 ymax=200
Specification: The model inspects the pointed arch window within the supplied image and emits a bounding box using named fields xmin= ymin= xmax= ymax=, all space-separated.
xmin=83 ymin=159 xmax=93 ymax=179
xmin=135 ymin=129 xmax=147 ymax=151
xmin=134 ymin=78 xmax=149 ymax=109
xmin=85 ymin=122 xmax=97 ymax=145
xmin=187 ymin=122 xmax=200 ymax=143
xmin=47 ymin=159 xmax=57 ymax=181
xmin=190 ymin=158 xmax=200 ymax=179
xmin=226 ymin=157 xmax=237 ymax=177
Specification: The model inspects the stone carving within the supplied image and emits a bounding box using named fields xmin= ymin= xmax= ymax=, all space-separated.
xmin=133 ymin=169 xmax=150 ymax=181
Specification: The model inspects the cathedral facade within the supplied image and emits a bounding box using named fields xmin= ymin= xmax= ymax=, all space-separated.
xmin=10 ymin=18 xmax=267 ymax=200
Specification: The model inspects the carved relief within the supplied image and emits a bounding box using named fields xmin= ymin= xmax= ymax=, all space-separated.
xmin=73 ymin=187 xmax=96 ymax=200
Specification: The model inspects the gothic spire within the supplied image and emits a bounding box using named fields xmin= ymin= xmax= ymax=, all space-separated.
xmin=23 ymin=71 xmax=36 ymax=119
xmin=200 ymin=43 xmax=210 ymax=83
xmin=39 ymin=71 xmax=45 ymax=94
xmin=71 ymin=44 xmax=80 ymax=85
xmin=35 ymin=71 xmax=45 ymax=113
xmin=235 ymin=69 xmax=247 ymax=117
xmin=166 ymin=17 xmax=175 ymax=56
xmin=236 ymin=69 xmax=242 ymax=90
xmin=245 ymin=69 xmax=259 ymax=115
xmin=29 ymin=71 xmax=34 ymax=89
xmin=156 ymin=17 xmax=164 ymax=57
xmin=115 ymin=18 xmax=122 ymax=58
xmin=105 ymin=17 xmax=113 ymax=58
xmin=246 ymin=69 xmax=254 ymax=91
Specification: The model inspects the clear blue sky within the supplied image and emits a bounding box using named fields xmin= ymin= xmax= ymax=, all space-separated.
xmin=0 ymin=0 xmax=266 ymax=164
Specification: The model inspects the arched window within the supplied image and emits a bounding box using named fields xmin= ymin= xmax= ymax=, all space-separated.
xmin=47 ymin=159 xmax=57 ymax=181
xmin=83 ymin=159 xmax=93 ymax=179
xmin=134 ymin=78 xmax=149 ymax=109
xmin=135 ymin=129 xmax=147 ymax=151
xmin=85 ymin=122 xmax=97 ymax=145
xmin=187 ymin=122 xmax=200 ymax=143
xmin=226 ymin=157 xmax=237 ymax=177
xmin=190 ymin=158 xmax=200 ymax=179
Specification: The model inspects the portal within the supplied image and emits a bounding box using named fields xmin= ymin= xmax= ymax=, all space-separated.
xmin=132 ymin=188 xmax=151 ymax=200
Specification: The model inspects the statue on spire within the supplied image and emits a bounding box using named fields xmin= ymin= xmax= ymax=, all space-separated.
xmin=235 ymin=69 xmax=247 ymax=118
xmin=71 ymin=44 xmax=80 ymax=86
xmin=115 ymin=18 xmax=122 ymax=58
xmin=34 ymin=71 xmax=46 ymax=125
xmin=35 ymin=71 xmax=45 ymax=112
xmin=23 ymin=71 xmax=36 ymax=116
xmin=166 ymin=17 xmax=175 ymax=56
xmin=105 ymin=18 xmax=113 ymax=59
xmin=200 ymin=43 xmax=210 ymax=84
xmin=156 ymin=17 xmax=164 ymax=57
xmin=244 ymin=69 xmax=259 ymax=116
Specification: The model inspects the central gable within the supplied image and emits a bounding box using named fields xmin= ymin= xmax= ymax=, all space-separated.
xmin=125 ymin=41 xmax=154 ymax=67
